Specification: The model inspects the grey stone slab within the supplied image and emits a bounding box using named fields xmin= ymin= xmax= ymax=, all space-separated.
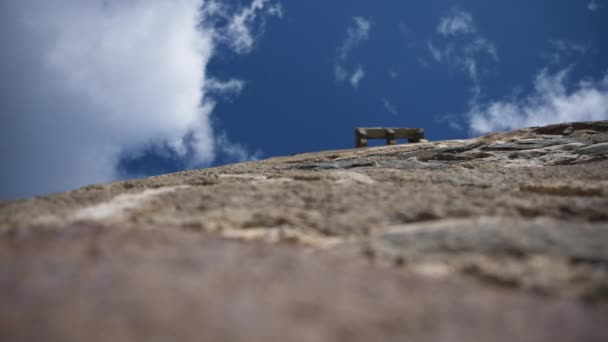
xmin=482 ymin=138 xmax=576 ymax=151
xmin=294 ymin=159 xmax=377 ymax=170
xmin=578 ymin=143 xmax=608 ymax=156
xmin=372 ymin=217 xmax=608 ymax=263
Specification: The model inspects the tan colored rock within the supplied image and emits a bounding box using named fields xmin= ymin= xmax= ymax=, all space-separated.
xmin=1 ymin=121 xmax=608 ymax=341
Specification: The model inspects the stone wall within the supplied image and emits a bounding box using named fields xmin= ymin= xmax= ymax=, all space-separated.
xmin=1 ymin=121 xmax=607 ymax=341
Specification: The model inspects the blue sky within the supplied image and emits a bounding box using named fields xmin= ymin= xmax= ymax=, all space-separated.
xmin=1 ymin=0 xmax=608 ymax=199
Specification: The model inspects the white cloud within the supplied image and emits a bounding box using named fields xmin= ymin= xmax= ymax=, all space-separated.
xmin=219 ymin=0 xmax=283 ymax=54
xmin=215 ymin=131 xmax=262 ymax=163
xmin=338 ymin=16 xmax=371 ymax=61
xmin=335 ymin=64 xmax=365 ymax=88
xmin=334 ymin=65 xmax=348 ymax=82
xmin=428 ymin=40 xmax=496 ymax=83
xmin=432 ymin=8 xmax=603 ymax=135
xmin=205 ymin=78 xmax=246 ymax=96
xmin=465 ymin=38 xmax=498 ymax=62
xmin=550 ymin=39 xmax=590 ymax=55
xmin=0 ymin=0 xmax=280 ymax=199
xmin=437 ymin=8 xmax=475 ymax=36
xmin=335 ymin=16 xmax=371 ymax=89
xmin=382 ymin=99 xmax=399 ymax=116
xmin=428 ymin=42 xmax=445 ymax=62
xmin=547 ymin=39 xmax=590 ymax=65
xmin=462 ymin=57 xmax=479 ymax=82
xmin=588 ymin=0 xmax=600 ymax=11
xmin=350 ymin=66 xmax=365 ymax=88
xmin=468 ymin=69 xmax=608 ymax=135
xmin=435 ymin=113 xmax=464 ymax=131
xmin=429 ymin=10 xmax=497 ymax=84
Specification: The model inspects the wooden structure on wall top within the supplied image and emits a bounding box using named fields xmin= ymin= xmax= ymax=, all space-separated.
xmin=355 ymin=127 xmax=425 ymax=148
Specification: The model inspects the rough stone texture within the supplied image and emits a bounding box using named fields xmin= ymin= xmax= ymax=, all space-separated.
xmin=1 ymin=121 xmax=608 ymax=341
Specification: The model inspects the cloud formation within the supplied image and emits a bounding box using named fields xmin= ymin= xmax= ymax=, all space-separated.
xmin=431 ymin=9 xmax=603 ymax=135
xmin=335 ymin=16 xmax=371 ymax=89
xmin=205 ymin=78 xmax=246 ymax=97
xmin=349 ymin=66 xmax=366 ymax=88
xmin=588 ymin=0 xmax=600 ymax=11
xmin=546 ymin=39 xmax=590 ymax=65
xmin=437 ymin=8 xmax=475 ymax=36
xmin=428 ymin=8 xmax=497 ymax=86
xmin=208 ymin=0 xmax=283 ymax=54
xmin=338 ymin=16 xmax=371 ymax=60
xmin=215 ymin=131 xmax=262 ymax=163
xmin=382 ymin=99 xmax=399 ymax=116
xmin=550 ymin=40 xmax=590 ymax=55
xmin=0 ymin=0 xmax=280 ymax=199
xmin=468 ymin=69 xmax=608 ymax=135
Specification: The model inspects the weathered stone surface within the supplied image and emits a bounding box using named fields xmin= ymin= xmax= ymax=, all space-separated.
xmin=294 ymin=159 xmax=377 ymax=170
xmin=370 ymin=217 xmax=608 ymax=299
xmin=372 ymin=217 xmax=608 ymax=262
xmin=1 ymin=224 xmax=606 ymax=342
xmin=481 ymin=137 xmax=578 ymax=151
xmin=578 ymin=142 xmax=608 ymax=156
xmin=1 ymin=120 xmax=608 ymax=341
